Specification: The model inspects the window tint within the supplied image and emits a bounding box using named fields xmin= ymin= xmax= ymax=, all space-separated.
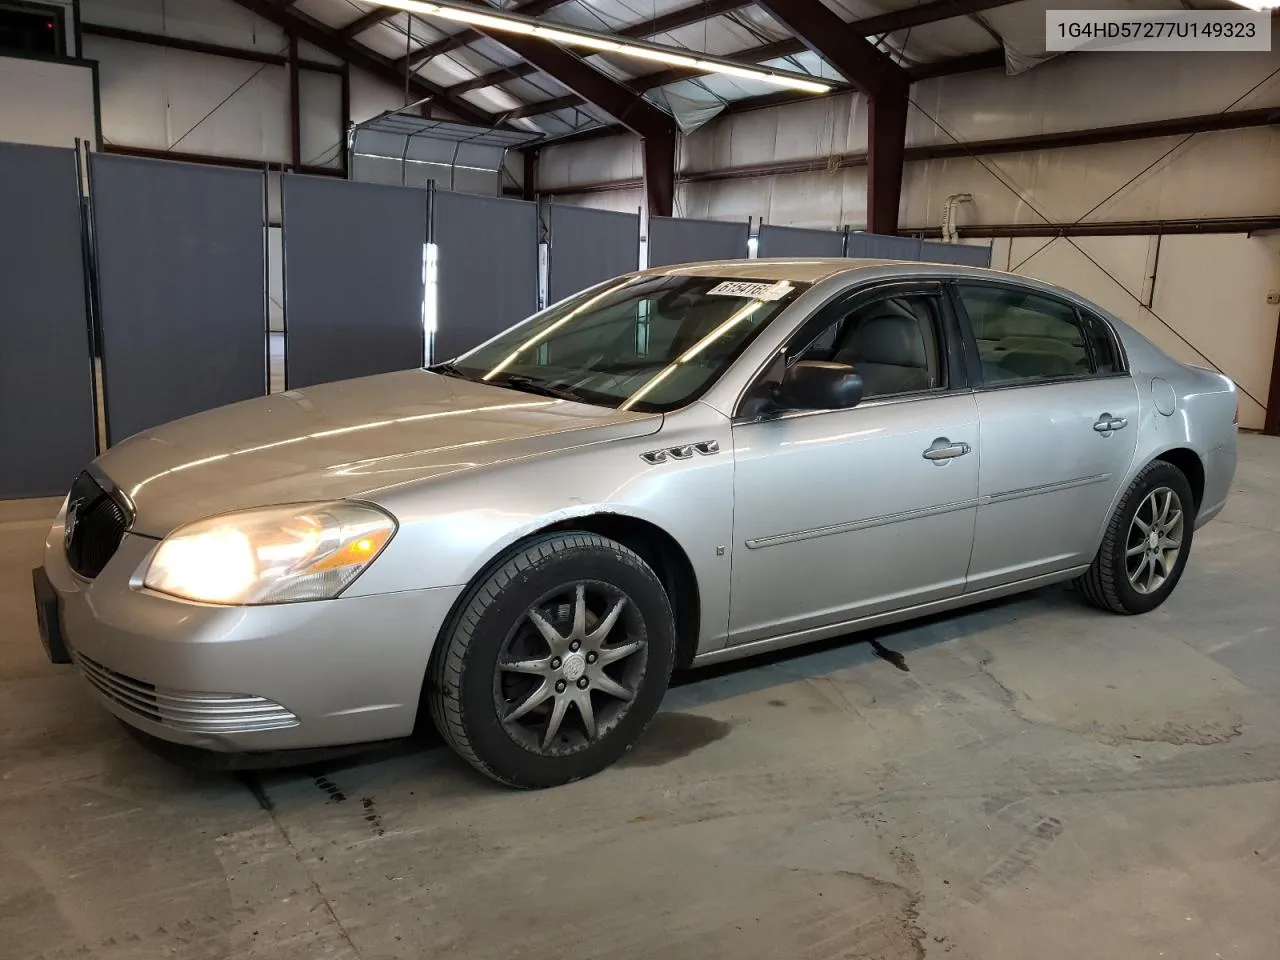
xmin=954 ymin=285 xmax=1092 ymax=384
xmin=794 ymin=295 xmax=945 ymax=399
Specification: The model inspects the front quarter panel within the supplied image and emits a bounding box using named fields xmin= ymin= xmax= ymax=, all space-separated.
xmin=348 ymin=402 xmax=736 ymax=654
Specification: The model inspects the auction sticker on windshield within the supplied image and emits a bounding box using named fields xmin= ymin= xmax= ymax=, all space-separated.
xmin=706 ymin=281 xmax=794 ymax=301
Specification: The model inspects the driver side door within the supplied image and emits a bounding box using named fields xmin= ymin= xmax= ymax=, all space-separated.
xmin=727 ymin=282 xmax=980 ymax=645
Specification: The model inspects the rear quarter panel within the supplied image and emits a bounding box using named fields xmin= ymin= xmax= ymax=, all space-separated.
xmin=1114 ymin=322 xmax=1238 ymax=526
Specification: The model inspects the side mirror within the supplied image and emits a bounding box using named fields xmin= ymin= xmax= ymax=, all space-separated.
xmin=773 ymin=360 xmax=864 ymax=411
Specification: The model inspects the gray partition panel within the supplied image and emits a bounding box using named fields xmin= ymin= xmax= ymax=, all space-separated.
xmin=846 ymin=232 xmax=924 ymax=261
xmin=847 ymin=231 xmax=992 ymax=267
xmin=648 ymin=216 xmax=749 ymax=267
xmin=90 ymin=154 xmax=266 ymax=445
xmin=282 ymin=175 xmax=427 ymax=389
xmin=0 ymin=142 xmax=96 ymax=497
xmin=920 ymin=239 xmax=992 ymax=267
xmin=549 ymin=204 xmax=639 ymax=303
xmin=433 ymin=191 xmax=538 ymax=360
xmin=757 ymin=224 xmax=845 ymax=259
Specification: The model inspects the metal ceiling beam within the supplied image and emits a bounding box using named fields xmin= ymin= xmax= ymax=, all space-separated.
xmin=340 ymin=8 xmax=398 ymax=38
xmin=395 ymin=0 xmax=574 ymax=71
xmin=755 ymin=0 xmax=910 ymax=232
xmin=498 ymin=43 xmax=999 ymax=124
xmin=228 ymin=0 xmax=500 ymax=127
xmin=409 ymin=0 xmax=748 ymax=81
xmin=852 ymin=0 xmax=1022 ymax=36
xmin=754 ymin=0 xmax=906 ymax=97
xmin=473 ymin=29 xmax=677 ymax=213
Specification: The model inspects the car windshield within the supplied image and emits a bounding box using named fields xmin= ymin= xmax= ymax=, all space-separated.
xmin=438 ymin=274 xmax=809 ymax=412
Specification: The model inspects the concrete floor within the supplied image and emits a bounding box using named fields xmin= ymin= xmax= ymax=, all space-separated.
xmin=3 ymin=437 xmax=1280 ymax=960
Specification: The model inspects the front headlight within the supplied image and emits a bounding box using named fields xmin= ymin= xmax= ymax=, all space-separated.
xmin=142 ymin=502 xmax=395 ymax=605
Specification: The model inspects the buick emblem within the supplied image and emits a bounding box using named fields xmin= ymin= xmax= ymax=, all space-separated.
xmin=63 ymin=499 xmax=82 ymax=549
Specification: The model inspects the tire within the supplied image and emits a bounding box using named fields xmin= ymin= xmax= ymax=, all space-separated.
xmin=427 ymin=532 xmax=676 ymax=789
xmin=1077 ymin=460 xmax=1197 ymax=615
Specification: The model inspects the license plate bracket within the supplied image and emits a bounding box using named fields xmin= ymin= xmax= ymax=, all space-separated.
xmin=32 ymin=567 xmax=72 ymax=664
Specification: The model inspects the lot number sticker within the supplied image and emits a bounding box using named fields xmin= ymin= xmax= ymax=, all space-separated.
xmin=706 ymin=281 xmax=794 ymax=301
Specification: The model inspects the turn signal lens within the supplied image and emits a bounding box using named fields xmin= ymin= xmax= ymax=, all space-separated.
xmin=143 ymin=502 xmax=395 ymax=605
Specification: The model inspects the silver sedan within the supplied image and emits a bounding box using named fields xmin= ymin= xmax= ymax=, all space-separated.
xmin=33 ymin=259 xmax=1238 ymax=788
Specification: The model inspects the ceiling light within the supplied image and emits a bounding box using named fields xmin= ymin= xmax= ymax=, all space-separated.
xmin=374 ymin=0 xmax=833 ymax=95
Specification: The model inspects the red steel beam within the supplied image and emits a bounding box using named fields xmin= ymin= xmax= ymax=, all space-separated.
xmin=644 ymin=131 xmax=677 ymax=217
xmin=523 ymin=148 xmax=539 ymax=201
xmin=227 ymin=0 xmax=500 ymax=127
xmin=754 ymin=0 xmax=906 ymax=97
xmin=288 ymin=35 xmax=302 ymax=169
xmin=906 ymin=216 xmax=1280 ymax=238
xmin=755 ymin=0 xmax=910 ymax=232
xmin=853 ymin=0 xmax=1022 ymax=36
xmin=473 ymin=29 xmax=676 ymax=213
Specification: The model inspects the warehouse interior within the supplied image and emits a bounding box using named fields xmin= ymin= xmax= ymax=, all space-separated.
xmin=2 ymin=0 xmax=1280 ymax=957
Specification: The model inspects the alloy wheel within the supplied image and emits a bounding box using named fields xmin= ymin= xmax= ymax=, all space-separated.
xmin=494 ymin=581 xmax=648 ymax=755
xmin=1125 ymin=486 xmax=1185 ymax=595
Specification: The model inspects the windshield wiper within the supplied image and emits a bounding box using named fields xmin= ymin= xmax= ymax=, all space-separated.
xmin=493 ymin=374 xmax=590 ymax=403
xmin=429 ymin=360 xmax=470 ymax=380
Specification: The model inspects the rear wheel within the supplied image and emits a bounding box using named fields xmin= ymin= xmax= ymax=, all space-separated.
xmin=1077 ymin=460 xmax=1196 ymax=615
xmin=427 ymin=532 xmax=676 ymax=788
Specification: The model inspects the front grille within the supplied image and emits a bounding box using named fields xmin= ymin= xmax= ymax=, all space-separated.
xmin=64 ymin=471 xmax=129 ymax=579
xmin=75 ymin=653 xmax=299 ymax=734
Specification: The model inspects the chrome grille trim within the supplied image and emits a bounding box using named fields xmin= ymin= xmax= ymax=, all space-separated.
xmin=75 ymin=654 xmax=299 ymax=734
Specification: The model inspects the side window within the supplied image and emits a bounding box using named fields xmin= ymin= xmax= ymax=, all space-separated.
xmin=954 ymin=285 xmax=1092 ymax=384
xmin=1081 ymin=312 xmax=1123 ymax=374
xmin=793 ymin=294 xmax=945 ymax=399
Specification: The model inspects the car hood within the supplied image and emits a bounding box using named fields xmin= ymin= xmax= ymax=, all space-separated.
xmin=95 ymin=370 xmax=662 ymax=537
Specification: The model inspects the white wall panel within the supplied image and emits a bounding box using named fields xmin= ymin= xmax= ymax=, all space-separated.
xmin=81 ymin=0 xmax=289 ymax=50
xmin=86 ymin=35 xmax=290 ymax=161
xmin=541 ymin=135 xmax=642 ymax=188
xmin=299 ymin=70 xmax=343 ymax=169
xmin=0 ymin=56 xmax=97 ymax=149
xmin=349 ymin=67 xmax=413 ymax=126
xmin=678 ymin=170 xmax=868 ymax=230
xmin=901 ymin=127 xmax=1280 ymax=232
xmin=908 ymin=48 xmax=1280 ymax=147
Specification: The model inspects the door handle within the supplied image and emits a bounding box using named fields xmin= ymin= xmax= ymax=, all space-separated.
xmin=1093 ymin=414 xmax=1128 ymax=433
xmin=922 ymin=438 xmax=971 ymax=461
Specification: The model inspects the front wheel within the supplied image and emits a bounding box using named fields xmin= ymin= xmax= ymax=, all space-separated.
xmin=1077 ymin=460 xmax=1196 ymax=615
xmin=427 ymin=532 xmax=676 ymax=788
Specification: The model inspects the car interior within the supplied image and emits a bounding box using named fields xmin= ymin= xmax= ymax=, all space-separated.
xmin=960 ymin=288 xmax=1092 ymax=383
xmin=796 ymin=296 xmax=943 ymax=398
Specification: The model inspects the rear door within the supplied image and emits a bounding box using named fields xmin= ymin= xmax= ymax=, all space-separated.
xmin=951 ymin=282 xmax=1140 ymax=591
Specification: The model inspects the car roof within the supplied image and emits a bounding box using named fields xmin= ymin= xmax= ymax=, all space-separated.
xmin=645 ymin=257 xmax=997 ymax=284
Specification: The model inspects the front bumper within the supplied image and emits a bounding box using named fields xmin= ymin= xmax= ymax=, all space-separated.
xmin=42 ymin=523 xmax=463 ymax=753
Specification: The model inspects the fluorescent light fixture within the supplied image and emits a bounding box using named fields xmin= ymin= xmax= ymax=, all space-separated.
xmin=374 ymin=0 xmax=833 ymax=95
xmin=1232 ymin=0 xmax=1278 ymax=8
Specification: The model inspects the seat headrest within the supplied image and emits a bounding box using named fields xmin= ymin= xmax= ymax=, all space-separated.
xmin=851 ymin=314 xmax=927 ymax=368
